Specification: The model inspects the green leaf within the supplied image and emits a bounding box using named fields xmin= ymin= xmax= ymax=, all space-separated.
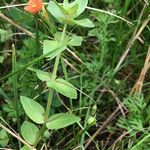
xmin=28 ymin=68 xmax=51 ymax=82
xmin=0 ymin=56 xmax=4 ymax=63
xmin=47 ymin=78 xmax=77 ymax=99
xmin=52 ymin=91 xmax=62 ymax=107
xmin=20 ymin=96 xmax=45 ymax=124
xmin=21 ymin=146 xmax=32 ymax=150
xmin=43 ymin=40 xmax=67 ymax=59
xmin=0 ymin=129 xmax=9 ymax=147
xmin=0 ymin=28 xmax=11 ymax=42
xmin=47 ymin=1 xmax=66 ymax=23
xmin=73 ymin=18 xmax=95 ymax=28
xmin=68 ymin=35 xmax=83 ymax=46
xmin=53 ymin=0 xmax=68 ymax=15
xmin=54 ymin=32 xmax=67 ymax=41
xmin=68 ymin=0 xmax=88 ymax=17
xmin=54 ymin=32 xmax=82 ymax=46
xmin=21 ymin=121 xmax=39 ymax=145
xmin=63 ymin=0 xmax=70 ymax=8
xmin=46 ymin=113 xmax=80 ymax=129
xmin=66 ymin=3 xmax=79 ymax=18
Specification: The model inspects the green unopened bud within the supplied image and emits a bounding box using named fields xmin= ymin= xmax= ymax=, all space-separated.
xmin=87 ymin=116 xmax=96 ymax=125
xmin=114 ymin=79 xmax=121 ymax=85
xmin=44 ymin=130 xmax=50 ymax=139
xmin=91 ymin=104 xmax=97 ymax=116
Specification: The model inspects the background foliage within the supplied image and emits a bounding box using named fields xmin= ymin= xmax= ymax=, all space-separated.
xmin=0 ymin=0 xmax=150 ymax=149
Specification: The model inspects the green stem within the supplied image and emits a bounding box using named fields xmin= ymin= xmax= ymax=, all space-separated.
xmin=34 ymin=89 xmax=53 ymax=146
xmin=61 ymin=56 xmax=68 ymax=80
xmin=35 ymin=15 xmax=41 ymax=58
xmin=35 ymin=15 xmax=43 ymax=102
xmin=34 ymin=123 xmax=46 ymax=147
xmin=34 ymin=24 xmax=67 ymax=147
xmin=61 ymin=57 xmax=73 ymax=110
xmin=131 ymin=134 xmax=150 ymax=150
xmin=46 ymin=23 xmax=67 ymax=119
xmin=12 ymin=44 xmax=21 ymax=149
xmin=45 ymin=89 xmax=53 ymax=121
xmin=0 ymin=24 xmax=67 ymax=82
xmin=52 ymin=54 xmax=61 ymax=79
xmin=61 ymin=23 xmax=67 ymax=41
xmin=79 ymin=70 xmax=83 ymax=116
xmin=52 ymin=24 xmax=67 ymax=79
xmin=0 ymin=43 xmax=64 ymax=81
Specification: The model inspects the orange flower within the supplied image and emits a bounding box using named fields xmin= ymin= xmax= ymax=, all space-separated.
xmin=24 ymin=0 xmax=43 ymax=14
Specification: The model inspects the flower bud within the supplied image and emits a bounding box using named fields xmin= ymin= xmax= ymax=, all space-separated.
xmin=87 ymin=116 xmax=96 ymax=125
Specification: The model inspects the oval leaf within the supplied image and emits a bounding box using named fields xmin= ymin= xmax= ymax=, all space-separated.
xmin=0 ymin=129 xmax=9 ymax=147
xmin=43 ymin=40 xmax=67 ymax=60
xmin=66 ymin=3 xmax=79 ymax=18
xmin=68 ymin=35 xmax=83 ymax=46
xmin=68 ymin=0 xmax=88 ymax=17
xmin=74 ymin=18 xmax=95 ymax=28
xmin=28 ymin=68 xmax=51 ymax=82
xmin=63 ymin=0 xmax=70 ymax=8
xmin=0 ymin=28 xmax=11 ymax=42
xmin=20 ymin=146 xmax=32 ymax=150
xmin=46 ymin=113 xmax=80 ymax=129
xmin=47 ymin=1 xmax=66 ymax=23
xmin=21 ymin=121 xmax=39 ymax=145
xmin=47 ymin=78 xmax=77 ymax=99
xmin=20 ymin=96 xmax=45 ymax=124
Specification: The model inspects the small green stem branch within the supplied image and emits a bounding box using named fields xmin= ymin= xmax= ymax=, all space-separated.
xmin=131 ymin=134 xmax=150 ymax=150
xmin=52 ymin=54 xmax=61 ymax=79
xmin=35 ymin=15 xmax=43 ymax=102
xmin=45 ymin=89 xmax=53 ymax=121
xmin=34 ymin=123 xmax=46 ymax=147
xmin=34 ymin=24 xmax=67 ymax=147
xmin=52 ymin=23 xmax=67 ymax=79
xmin=35 ymin=15 xmax=40 ymax=58
xmin=61 ymin=23 xmax=67 ymax=41
xmin=61 ymin=57 xmax=73 ymax=110
xmin=46 ymin=23 xmax=67 ymax=120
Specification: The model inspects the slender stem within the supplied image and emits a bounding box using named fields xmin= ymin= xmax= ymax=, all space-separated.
xmin=131 ymin=133 xmax=150 ymax=150
xmin=34 ymin=24 xmax=67 ymax=147
xmin=0 ymin=43 xmax=64 ymax=82
xmin=45 ymin=89 xmax=53 ymax=121
xmin=52 ymin=24 xmax=67 ymax=79
xmin=61 ymin=57 xmax=68 ymax=80
xmin=0 ymin=123 xmax=36 ymax=150
xmin=79 ymin=71 xmax=83 ymax=116
xmin=35 ymin=15 xmax=43 ymax=102
xmin=35 ymin=15 xmax=41 ymax=58
xmin=12 ymin=44 xmax=21 ymax=149
xmin=61 ymin=57 xmax=73 ymax=110
xmin=34 ymin=123 xmax=46 ymax=147
xmin=61 ymin=23 xmax=67 ymax=41
xmin=52 ymin=54 xmax=61 ymax=79
xmin=46 ymin=23 xmax=67 ymax=119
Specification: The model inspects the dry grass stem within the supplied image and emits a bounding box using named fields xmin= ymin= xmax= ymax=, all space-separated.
xmin=114 ymin=5 xmax=149 ymax=72
xmin=84 ymin=107 xmax=120 ymax=149
xmin=130 ymin=46 xmax=150 ymax=95
xmin=0 ymin=123 xmax=36 ymax=150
